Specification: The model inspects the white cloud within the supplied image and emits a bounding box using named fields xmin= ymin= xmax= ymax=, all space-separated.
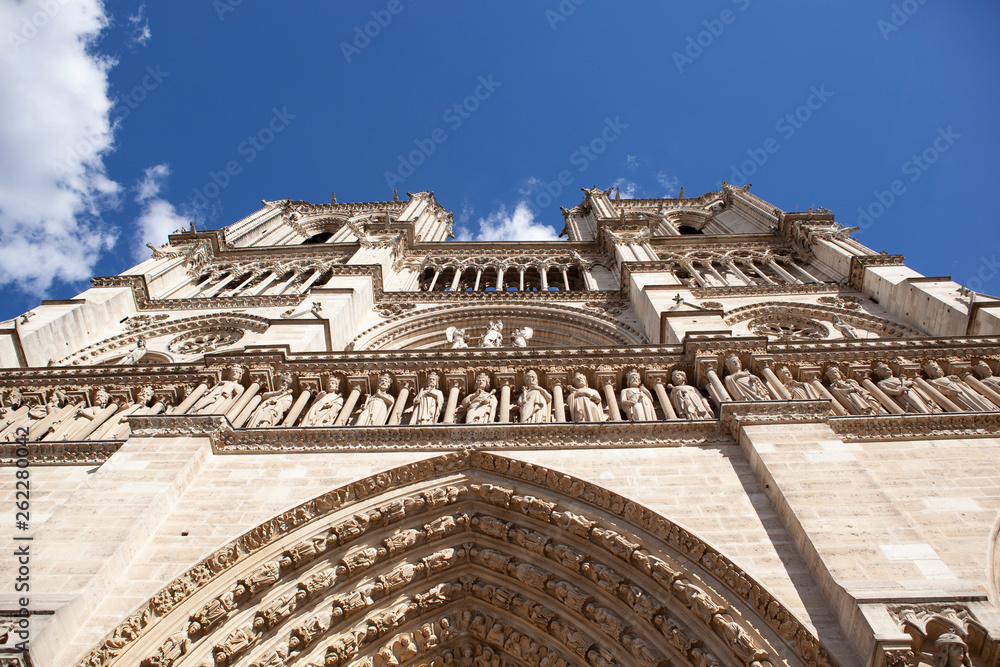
xmin=127 ymin=4 xmax=151 ymax=46
xmin=0 ymin=0 xmax=121 ymax=297
xmin=657 ymin=171 xmax=680 ymax=197
xmin=626 ymin=154 xmax=638 ymax=170
xmin=132 ymin=164 xmax=188 ymax=260
xmin=465 ymin=201 xmax=560 ymax=242
xmin=611 ymin=177 xmax=639 ymax=199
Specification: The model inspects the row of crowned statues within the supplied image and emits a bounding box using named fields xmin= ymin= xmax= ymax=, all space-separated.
xmin=5 ymin=357 xmax=999 ymax=440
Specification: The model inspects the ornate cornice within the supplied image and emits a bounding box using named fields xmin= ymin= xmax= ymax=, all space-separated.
xmin=831 ymin=412 xmax=1000 ymax=442
xmin=718 ymin=400 xmax=834 ymax=439
xmin=690 ymin=283 xmax=844 ymax=298
xmin=0 ymin=440 xmax=121 ymax=466
xmin=849 ymin=253 xmax=906 ymax=290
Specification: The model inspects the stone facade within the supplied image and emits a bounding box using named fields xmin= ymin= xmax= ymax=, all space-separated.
xmin=0 ymin=184 xmax=999 ymax=667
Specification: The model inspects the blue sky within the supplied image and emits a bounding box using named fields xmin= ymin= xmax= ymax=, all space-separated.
xmin=1 ymin=0 xmax=999 ymax=321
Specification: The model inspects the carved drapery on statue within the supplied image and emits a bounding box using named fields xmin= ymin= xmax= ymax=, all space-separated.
xmin=76 ymin=452 xmax=840 ymax=667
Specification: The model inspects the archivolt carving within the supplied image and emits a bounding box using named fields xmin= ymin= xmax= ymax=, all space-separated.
xmin=724 ymin=302 xmax=919 ymax=340
xmin=77 ymin=452 xmax=838 ymax=667
xmin=53 ymin=314 xmax=270 ymax=367
xmin=350 ymin=304 xmax=648 ymax=351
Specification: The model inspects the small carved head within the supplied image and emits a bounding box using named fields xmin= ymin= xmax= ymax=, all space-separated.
xmin=776 ymin=366 xmax=795 ymax=383
xmin=378 ymin=374 xmax=392 ymax=390
xmin=426 ymin=372 xmax=440 ymax=388
xmin=873 ymin=362 xmax=893 ymax=380
xmin=922 ymin=360 xmax=945 ymax=378
xmin=8 ymin=387 xmax=22 ymax=407
xmin=724 ymin=354 xmax=742 ymax=373
xmin=138 ymin=385 xmax=155 ymax=404
xmin=324 ymin=375 xmax=341 ymax=393
xmin=573 ymin=372 xmax=588 ymax=388
xmin=671 ymin=370 xmax=688 ymax=386
xmin=973 ymin=360 xmax=995 ymax=379
xmin=93 ymin=386 xmax=111 ymax=408
xmin=524 ymin=370 xmax=539 ymax=387
xmin=933 ymin=632 xmax=971 ymax=667
xmin=475 ymin=372 xmax=490 ymax=390
xmin=627 ymin=369 xmax=641 ymax=387
xmin=824 ymin=366 xmax=844 ymax=383
xmin=230 ymin=365 xmax=244 ymax=381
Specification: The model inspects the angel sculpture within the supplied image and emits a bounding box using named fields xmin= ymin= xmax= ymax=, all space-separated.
xmin=480 ymin=320 xmax=504 ymax=348
xmin=511 ymin=326 xmax=533 ymax=348
xmin=445 ymin=326 xmax=468 ymax=349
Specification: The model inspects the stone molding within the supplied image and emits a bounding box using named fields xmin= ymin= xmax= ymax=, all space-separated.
xmin=831 ymin=412 xmax=1000 ymax=442
xmin=73 ymin=450 xmax=838 ymax=667
xmin=849 ymin=254 xmax=906 ymax=290
xmin=724 ymin=301 xmax=920 ymax=339
xmin=0 ymin=440 xmax=121 ymax=466
xmin=718 ymin=400 xmax=834 ymax=439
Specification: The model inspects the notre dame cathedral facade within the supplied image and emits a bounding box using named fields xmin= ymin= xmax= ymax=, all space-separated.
xmin=1 ymin=184 xmax=999 ymax=667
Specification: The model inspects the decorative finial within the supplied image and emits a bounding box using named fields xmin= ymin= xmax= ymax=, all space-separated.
xmin=393 ymin=189 xmax=399 ymax=202
xmin=679 ymin=187 xmax=684 ymax=199
xmin=331 ymin=192 xmax=337 ymax=204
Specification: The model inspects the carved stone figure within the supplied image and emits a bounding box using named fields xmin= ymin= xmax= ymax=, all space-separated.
xmin=511 ymin=326 xmax=533 ymax=347
xmin=873 ymin=362 xmax=940 ymax=413
xmin=193 ymin=366 xmax=245 ymax=414
xmin=972 ymin=360 xmax=1000 ymax=393
xmin=566 ymin=372 xmax=605 ymax=422
xmin=461 ymin=373 xmax=497 ymax=424
xmin=672 ymin=578 xmax=723 ymax=622
xmin=480 ymin=320 xmax=504 ymax=348
xmin=413 ymin=372 xmax=445 ymax=425
xmin=355 ymin=374 xmax=394 ymax=426
xmin=923 ymin=361 xmax=995 ymax=411
xmin=775 ymin=365 xmax=820 ymax=400
xmin=670 ymin=370 xmax=714 ymax=419
xmin=188 ymin=588 xmax=238 ymax=636
xmin=620 ymin=369 xmax=656 ymax=421
xmin=832 ymin=314 xmax=861 ymax=339
xmin=289 ymin=610 xmax=333 ymax=651
xmin=213 ymin=624 xmax=258 ymax=665
xmin=118 ymin=337 xmax=147 ymax=365
xmin=247 ymin=374 xmax=295 ymax=427
xmin=238 ymin=560 xmax=282 ymax=597
xmin=253 ymin=591 xmax=297 ymax=632
xmin=711 ymin=614 xmax=768 ymax=665
xmin=824 ymin=366 xmax=881 ymax=415
xmin=301 ymin=376 xmax=344 ymax=426
xmin=623 ymin=634 xmax=665 ymax=667
xmin=446 ymin=326 xmax=468 ymax=349
xmin=932 ymin=631 xmax=972 ymax=667
xmin=723 ymin=354 xmax=772 ymax=401
xmin=518 ymin=370 xmax=551 ymax=423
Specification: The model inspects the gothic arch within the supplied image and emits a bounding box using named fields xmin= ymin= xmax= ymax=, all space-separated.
xmin=54 ymin=314 xmax=271 ymax=366
xmin=723 ymin=302 xmax=920 ymax=340
xmin=78 ymin=452 xmax=838 ymax=667
xmin=351 ymin=304 xmax=648 ymax=350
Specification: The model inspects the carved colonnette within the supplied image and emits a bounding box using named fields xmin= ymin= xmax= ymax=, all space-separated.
xmin=75 ymin=451 xmax=840 ymax=667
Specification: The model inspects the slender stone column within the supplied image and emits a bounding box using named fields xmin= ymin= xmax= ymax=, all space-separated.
xmin=581 ymin=267 xmax=597 ymax=291
xmin=296 ymin=268 xmax=324 ymax=294
xmin=388 ymin=377 xmax=415 ymax=425
xmin=335 ymin=379 xmax=366 ymax=426
xmin=746 ymin=261 xmax=776 ymax=285
xmin=519 ymin=268 xmax=525 ymax=291
xmin=861 ymin=378 xmax=904 ymax=415
xmin=760 ymin=366 xmax=793 ymax=400
xmin=705 ymin=369 xmax=731 ymax=404
xmin=562 ymin=268 xmax=571 ymax=291
xmin=549 ymin=379 xmax=566 ymax=423
xmin=173 ymin=384 xmax=208 ymax=415
xmin=249 ymin=271 xmax=279 ymax=296
xmin=232 ymin=396 xmax=262 ymax=428
xmin=914 ymin=377 xmax=962 ymax=413
xmin=648 ymin=373 xmax=678 ymax=420
xmin=30 ymin=404 xmax=78 ymax=441
xmin=225 ymin=383 xmax=260 ymax=423
xmin=496 ymin=267 xmax=505 ymax=292
xmin=450 ymin=267 xmax=463 ymax=291
xmin=442 ymin=376 xmax=465 ymax=424
xmin=964 ymin=373 xmax=1000 ymax=408
xmin=810 ymin=380 xmax=849 ymax=416
xmin=598 ymin=374 xmax=621 ymax=421
xmin=473 ymin=268 xmax=483 ymax=291
xmin=495 ymin=373 xmax=516 ymax=423
xmin=282 ymin=390 xmax=311 ymax=427
xmin=724 ymin=260 xmax=754 ymax=286
xmin=705 ymin=263 xmax=729 ymax=287
xmin=76 ymin=404 xmax=120 ymax=441
xmin=427 ymin=268 xmax=442 ymax=291
xmin=766 ymin=258 xmax=802 ymax=284
xmin=540 ymin=267 xmax=548 ymax=291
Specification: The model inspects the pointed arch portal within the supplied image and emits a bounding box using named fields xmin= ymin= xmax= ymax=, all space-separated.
xmin=78 ymin=452 xmax=837 ymax=667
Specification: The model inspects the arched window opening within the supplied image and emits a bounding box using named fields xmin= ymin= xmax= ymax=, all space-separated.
xmin=678 ymin=225 xmax=704 ymax=235
xmin=302 ymin=231 xmax=333 ymax=244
